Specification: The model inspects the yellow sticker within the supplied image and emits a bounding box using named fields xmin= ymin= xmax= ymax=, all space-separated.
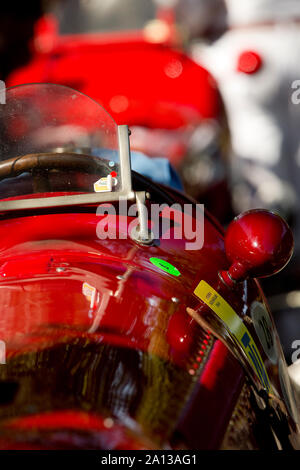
xmin=94 ymin=176 xmax=112 ymax=193
xmin=194 ymin=280 xmax=271 ymax=391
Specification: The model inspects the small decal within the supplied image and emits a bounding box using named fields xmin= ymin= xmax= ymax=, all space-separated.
xmin=251 ymin=301 xmax=278 ymax=365
xmin=94 ymin=174 xmax=117 ymax=193
xmin=149 ymin=257 xmax=181 ymax=277
xmin=194 ymin=280 xmax=271 ymax=391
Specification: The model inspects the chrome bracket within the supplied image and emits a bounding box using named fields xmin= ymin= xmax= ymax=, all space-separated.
xmin=130 ymin=191 xmax=154 ymax=245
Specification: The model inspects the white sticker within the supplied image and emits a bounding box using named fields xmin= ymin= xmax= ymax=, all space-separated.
xmin=251 ymin=301 xmax=278 ymax=365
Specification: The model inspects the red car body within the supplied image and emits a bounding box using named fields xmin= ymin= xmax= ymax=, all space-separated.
xmin=0 ymin=180 xmax=297 ymax=449
xmin=8 ymin=16 xmax=219 ymax=131
xmin=0 ymin=22 xmax=296 ymax=449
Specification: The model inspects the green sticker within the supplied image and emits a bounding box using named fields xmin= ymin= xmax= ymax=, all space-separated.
xmin=149 ymin=257 xmax=181 ymax=277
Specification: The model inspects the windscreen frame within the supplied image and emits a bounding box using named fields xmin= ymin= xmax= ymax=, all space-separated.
xmin=0 ymin=125 xmax=134 ymax=212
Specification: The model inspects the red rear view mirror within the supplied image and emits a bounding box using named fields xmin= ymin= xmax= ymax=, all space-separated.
xmin=220 ymin=209 xmax=294 ymax=287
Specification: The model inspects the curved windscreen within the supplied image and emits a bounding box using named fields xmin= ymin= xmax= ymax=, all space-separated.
xmin=0 ymin=83 xmax=123 ymax=203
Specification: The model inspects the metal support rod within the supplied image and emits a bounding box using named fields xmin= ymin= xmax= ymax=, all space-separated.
xmin=136 ymin=191 xmax=150 ymax=241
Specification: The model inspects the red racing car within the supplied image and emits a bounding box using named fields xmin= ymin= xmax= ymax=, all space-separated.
xmin=0 ymin=83 xmax=298 ymax=450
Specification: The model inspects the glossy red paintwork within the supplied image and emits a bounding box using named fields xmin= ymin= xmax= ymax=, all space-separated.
xmin=0 ymin=199 xmax=283 ymax=448
xmin=0 ymin=209 xmax=226 ymax=356
xmin=222 ymin=209 xmax=294 ymax=284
